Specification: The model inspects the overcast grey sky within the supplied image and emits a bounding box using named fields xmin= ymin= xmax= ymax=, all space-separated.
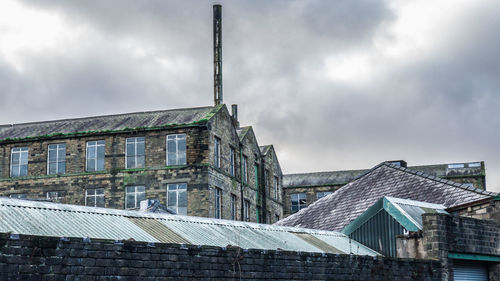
xmin=1 ymin=0 xmax=499 ymax=192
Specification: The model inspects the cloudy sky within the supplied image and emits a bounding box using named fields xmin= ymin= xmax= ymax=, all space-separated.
xmin=1 ymin=0 xmax=499 ymax=192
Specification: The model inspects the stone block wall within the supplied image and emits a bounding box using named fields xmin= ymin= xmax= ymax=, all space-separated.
xmin=283 ymin=184 xmax=343 ymax=217
xmin=448 ymin=197 xmax=500 ymax=223
xmin=0 ymin=233 xmax=442 ymax=280
xmin=397 ymin=213 xmax=500 ymax=281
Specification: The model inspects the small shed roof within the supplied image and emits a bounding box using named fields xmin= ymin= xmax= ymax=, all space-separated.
xmin=343 ymin=197 xmax=448 ymax=235
xmin=0 ymin=197 xmax=378 ymax=256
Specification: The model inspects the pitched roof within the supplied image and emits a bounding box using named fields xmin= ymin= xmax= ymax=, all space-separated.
xmin=259 ymin=145 xmax=272 ymax=155
xmin=236 ymin=126 xmax=251 ymax=141
xmin=276 ymin=163 xmax=496 ymax=232
xmin=0 ymin=105 xmax=221 ymax=141
xmin=283 ymin=161 xmax=485 ymax=188
xmin=342 ymin=197 xmax=448 ymax=235
xmin=0 ymin=197 xmax=378 ymax=256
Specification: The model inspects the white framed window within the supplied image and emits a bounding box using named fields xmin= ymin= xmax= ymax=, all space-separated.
xmin=86 ymin=188 xmax=105 ymax=207
xmin=215 ymin=187 xmax=222 ymax=219
xmin=86 ymin=140 xmax=105 ymax=171
xmin=167 ymin=183 xmax=187 ymax=215
xmin=243 ymin=199 xmax=250 ymax=222
xmin=48 ymin=143 xmax=66 ymax=175
xmin=10 ymin=147 xmax=28 ymax=177
xmin=125 ymin=185 xmax=145 ymax=209
xmin=9 ymin=193 xmax=27 ymax=199
xmin=242 ymin=155 xmax=248 ymax=184
xmin=274 ymin=176 xmax=279 ymax=200
xmin=229 ymin=147 xmax=235 ymax=177
xmin=230 ymin=194 xmax=237 ymax=220
xmin=291 ymin=193 xmax=307 ymax=213
xmin=167 ymin=134 xmax=186 ymax=166
xmin=316 ymin=191 xmax=332 ymax=200
xmin=46 ymin=191 xmax=65 ymax=202
xmin=214 ymin=137 xmax=221 ymax=168
xmin=126 ymin=137 xmax=145 ymax=169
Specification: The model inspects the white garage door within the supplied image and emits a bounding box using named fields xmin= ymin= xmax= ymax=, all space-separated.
xmin=453 ymin=260 xmax=488 ymax=281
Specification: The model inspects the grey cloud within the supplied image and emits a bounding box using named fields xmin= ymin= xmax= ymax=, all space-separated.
xmin=4 ymin=1 xmax=500 ymax=191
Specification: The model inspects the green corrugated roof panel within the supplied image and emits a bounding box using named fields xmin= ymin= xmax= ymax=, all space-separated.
xmin=343 ymin=196 xmax=448 ymax=235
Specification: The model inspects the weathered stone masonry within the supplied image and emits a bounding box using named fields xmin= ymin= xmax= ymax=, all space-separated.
xmin=0 ymin=233 xmax=442 ymax=280
xmin=397 ymin=213 xmax=500 ymax=281
xmin=0 ymin=105 xmax=283 ymax=223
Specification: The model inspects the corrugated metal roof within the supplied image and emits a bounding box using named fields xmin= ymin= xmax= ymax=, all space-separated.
xmin=343 ymin=196 xmax=449 ymax=235
xmin=0 ymin=197 xmax=378 ymax=256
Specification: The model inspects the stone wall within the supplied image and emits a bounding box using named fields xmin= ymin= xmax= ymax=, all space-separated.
xmin=0 ymin=233 xmax=442 ymax=281
xmin=397 ymin=213 xmax=500 ymax=281
xmin=283 ymin=184 xmax=343 ymax=217
xmin=0 ymin=106 xmax=284 ymax=223
xmin=447 ymin=197 xmax=500 ymax=223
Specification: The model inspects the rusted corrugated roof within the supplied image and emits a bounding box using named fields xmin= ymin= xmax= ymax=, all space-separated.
xmin=0 ymin=197 xmax=379 ymax=256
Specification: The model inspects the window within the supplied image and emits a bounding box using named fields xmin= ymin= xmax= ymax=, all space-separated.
xmin=10 ymin=147 xmax=28 ymax=177
xmin=126 ymin=137 xmax=145 ymax=169
xmin=86 ymin=188 xmax=105 ymax=207
xmin=468 ymin=162 xmax=481 ymax=168
xmin=86 ymin=141 xmax=105 ymax=171
xmin=46 ymin=191 xmax=65 ymax=202
xmin=274 ymin=176 xmax=279 ymax=200
xmin=125 ymin=185 xmax=145 ymax=209
xmin=229 ymin=147 xmax=235 ymax=177
xmin=230 ymin=194 xmax=237 ymax=220
xmin=47 ymin=143 xmax=66 ymax=175
xmin=214 ymin=137 xmax=221 ymax=168
xmin=215 ymin=187 xmax=222 ymax=219
xmin=462 ymin=183 xmax=474 ymax=188
xmin=9 ymin=194 xmax=27 ymax=199
xmin=275 ymin=214 xmax=280 ymax=223
xmin=264 ymin=169 xmax=269 ymax=191
xmin=254 ymin=164 xmax=259 ymax=188
xmin=167 ymin=183 xmax=187 ymax=215
xmin=242 ymin=155 xmax=248 ymax=184
xmin=316 ymin=191 xmax=332 ymax=200
xmin=448 ymin=163 xmax=464 ymax=169
xmin=167 ymin=134 xmax=186 ymax=166
xmin=291 ymin=193 xmax=307 ymax=213
xmin=243 ymin=199 xmax=250 ymax=222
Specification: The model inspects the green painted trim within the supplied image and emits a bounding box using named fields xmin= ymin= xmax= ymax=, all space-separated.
xmin=383 ymin=198 xmax=420 ymax=232
xmin=449 ymin=252 xmax=500 ymax=262
xmin=342 ymin=198 xmax=384 ymax=235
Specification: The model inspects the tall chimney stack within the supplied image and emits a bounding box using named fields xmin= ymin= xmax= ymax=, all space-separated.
xmin=213 ymin=4 xmax=223 ymax=105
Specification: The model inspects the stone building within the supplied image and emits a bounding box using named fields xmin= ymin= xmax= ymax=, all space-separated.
xmin=283 ymin=160 xmax=487 ymax=217
xmin=0 ymin=104 xmax=283 ymax=223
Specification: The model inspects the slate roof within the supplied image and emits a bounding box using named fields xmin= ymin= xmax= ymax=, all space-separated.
xmin=283 ymin=161 xmax=485 ymax=188
xmin=276 ymin=162 xmax=496 ymax=232
xmin=0 ymin=197 xmax=378 ymax=256
xmin=0 ymin=105 xmax=219 ymax=141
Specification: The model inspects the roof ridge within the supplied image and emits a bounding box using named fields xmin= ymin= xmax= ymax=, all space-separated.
xmin=284 ymin=168 xmax=368 ymax=177
xmin=384 ymin=163 xmax=497 ymax=197
xmin=0 ymin=106 xmax=215 ymax=127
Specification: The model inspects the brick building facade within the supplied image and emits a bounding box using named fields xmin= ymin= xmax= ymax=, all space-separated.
xmin=0 ymin=104 xmax=283 ymax=223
